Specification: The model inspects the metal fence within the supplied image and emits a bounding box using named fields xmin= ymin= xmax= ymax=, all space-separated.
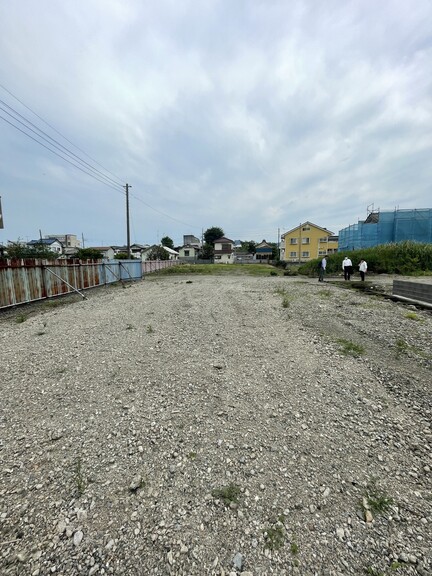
xmin=0 ymin=258 xmax=179 ymax=309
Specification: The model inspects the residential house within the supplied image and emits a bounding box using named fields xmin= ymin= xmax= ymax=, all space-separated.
xmin=162 ymin=246 xmax=179 ymax=260
xmin=280 ymin=222 xmax=338 ymax=262
xmin=178 ymin=244 xmax=200 ymax=261
xmin=141 ymin=245 xmax=179 ymax=261
xmin=213 ymin=236 xmax=234 ymax=264
xmin=88 ymin=246 xmax=116 ymax=260
xmin=112 ymin=244 xmax=150 ymax=259
xmin=254 ymin=240 xmax=273 ymax=261
xmin=45 ymin=234 xmax=81 ymax=248
xmin=27 ymin=238 xmax=63 ymax=255
xmin=183 ymin=234 xmax=201 ymax=247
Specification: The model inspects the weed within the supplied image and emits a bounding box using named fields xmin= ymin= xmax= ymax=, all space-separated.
xmin=75 ymin=458 xmax=86 ymax=496
xmin=263 ymin=525 xmax=285 ymax=550
xmin=290 ymin=541 xmax=299 ymax=554
xmin=362 ymin=479 xmax=394 ymax=517
xmin=282 ymin=295 xmax=291 ymax=308
xmin=146 ymin=324 xmax=154 ymax=334
xmin=405 ymin=312 xmax=421 ymax=321
xmin=186 ymin=280 xmax=193 ymax=284
xmin=395 ymin=339 xmax=409 ymax=357
xmin=364 ymin=568 xmax=384 ymax=576
xmin=274 ymin=287 xmax=287 ymax=296
xmin=337 ymin=338 xmax=365 ymax=357
xmin=211 ymin=483 xmax=241 ymax=505
xmin=390 ymin=562 xmax=402 ymax=570
xmin=15 ymin=314 xmax=27 ymax=323
xmin=43 ymin=300 xmax=64 ymax=309
xmin=126 ymin=323 xmax=134 ymax=330
xmin=319 ymin=289 xmax=332 ymax=298
xmin=270 ymin=271 xmax=278 ymax=276
xmin=187 ymin=451 xmax=197 ymax=460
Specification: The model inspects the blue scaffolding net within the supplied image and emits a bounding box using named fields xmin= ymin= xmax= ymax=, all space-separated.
xmin=338 ymin=209 xmax=432 ymax=251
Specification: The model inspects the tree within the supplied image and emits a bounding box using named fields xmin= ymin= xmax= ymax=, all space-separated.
xmin=241 ymin=240 xmax=257 ymax=254
xmin=5 ymin=240 xmax=58 ymax=260
xmin=270 ymin=242 xmax=279 ymax=261
xmin=161 ymin=236 xmax=174 ymax=250
xmin=200 ymin=243 xmax=214 ymax=260
xmin=204 ymin=227 xmax=224 ymax=245
xmin=114 ymin=252 xmax=136 ymax=260
xmin=75 ymin=248 xmax=103 ymax=260
xmin=147 ymin=245 xmax=169 ymax=261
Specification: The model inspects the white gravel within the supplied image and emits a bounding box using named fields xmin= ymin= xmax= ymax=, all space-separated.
xmin=1 ymin=273 xmax=431 ymax=576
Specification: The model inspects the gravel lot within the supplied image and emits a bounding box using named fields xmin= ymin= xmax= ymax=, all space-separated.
xmin=1 ymin=273 xmax=431 ymax=576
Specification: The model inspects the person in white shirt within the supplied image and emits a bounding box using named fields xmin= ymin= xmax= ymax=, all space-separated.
xmin=358 ymin=258 xmax=367 ymax=281
xmin=342 ymin=256 xmax=353 ymax=280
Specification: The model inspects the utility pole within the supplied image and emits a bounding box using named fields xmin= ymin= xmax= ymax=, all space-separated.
xmin=124 ymin=183 xmax=131 ymax=258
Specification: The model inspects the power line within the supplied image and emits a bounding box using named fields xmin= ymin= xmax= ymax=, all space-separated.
xmin=130 ymin=191 xmax=201 ymax=230
xmin=0 ymin=82 xmax=125 ymax=186
xmin=0 ymin=113 xmax=125 ymax=194
xmin=0 ymin=83 xmax=204 ymax=233
xmin=0 ymin=102 xmax=125 ymax=191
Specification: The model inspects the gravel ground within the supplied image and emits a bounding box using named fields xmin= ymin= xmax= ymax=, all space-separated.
xmin=0 ymin=273 xmax=431 ymax=576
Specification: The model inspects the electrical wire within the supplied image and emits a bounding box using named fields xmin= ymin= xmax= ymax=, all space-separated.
xmin=0 ymin=100 xmax=124 ymax=191
xmin=130 ymin=192 xmax=201 ymax=230
xmin=0 ymin=113 xmax=124 ymax=194
xmin=0 ymin=82 xmax=125 ymax=186
xmin=1 ymin=84 xmax=209 ymax=233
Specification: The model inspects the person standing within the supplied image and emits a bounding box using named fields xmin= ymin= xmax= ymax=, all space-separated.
xmin=319 ymin=255 xmax=327 ymax=282
xmin=342 ymin=256 xmax=353 ymax=280
xmin=359 ymin=258 xmax=367 ymax=281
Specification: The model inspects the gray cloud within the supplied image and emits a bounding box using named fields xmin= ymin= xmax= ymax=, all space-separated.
xmin=1 ymin=0 xmax=431 ymax=246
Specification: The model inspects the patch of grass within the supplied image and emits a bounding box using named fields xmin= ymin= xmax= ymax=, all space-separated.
xmin=146 ymin=324 xmax=154 ymax=334
xmin=364 ymin=568 xmax=385 ymax=576
xmin=395 ymin=338 xmax=409 ymax=357
xmin=290 ymin=541 xmax=299 ymax=555
xmin=75 ymin=457 xmax=86 ymax=496
xmin=319 ymin=289 xmax=332 ymax=298
xmin=337 ymin=338 xmax=365 ymax=357
xmin=405 ymin=311 xmax=422 ymax=321
xmin=362 ymin=479 xmax=394 ymax=517
xmin=15 ymin=314 xmax=27 ymax=323
xmin=263 ymin=525 xmax=285 ymax=550
xmin=282 ymin=295 xmax=291 ymax=308
xmin=211 ymin=483 xmax=241 ymax=505
xmin=390 ymin=562 xmax=402 ymax=571
xmin=43 ymin=299 xmax=64 ymax=309
xmin=186 ymin=451 xmax=197 ymax=460
xmin=274 ymin=286 xmax=292 ymax=308
xmin=154 ymin=263 xmax=279 ymax=277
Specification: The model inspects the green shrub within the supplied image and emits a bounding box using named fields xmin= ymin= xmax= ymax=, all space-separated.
xmin=298 ymin=241 xmax=432 ymax=277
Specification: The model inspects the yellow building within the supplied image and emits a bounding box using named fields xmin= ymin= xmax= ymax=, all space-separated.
xmin=280 ymin=221 xmax=338 ymax=262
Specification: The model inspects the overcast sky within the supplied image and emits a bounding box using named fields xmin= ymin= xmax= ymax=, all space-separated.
xmin=1 ymin=0 xmax=431 ymax=248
